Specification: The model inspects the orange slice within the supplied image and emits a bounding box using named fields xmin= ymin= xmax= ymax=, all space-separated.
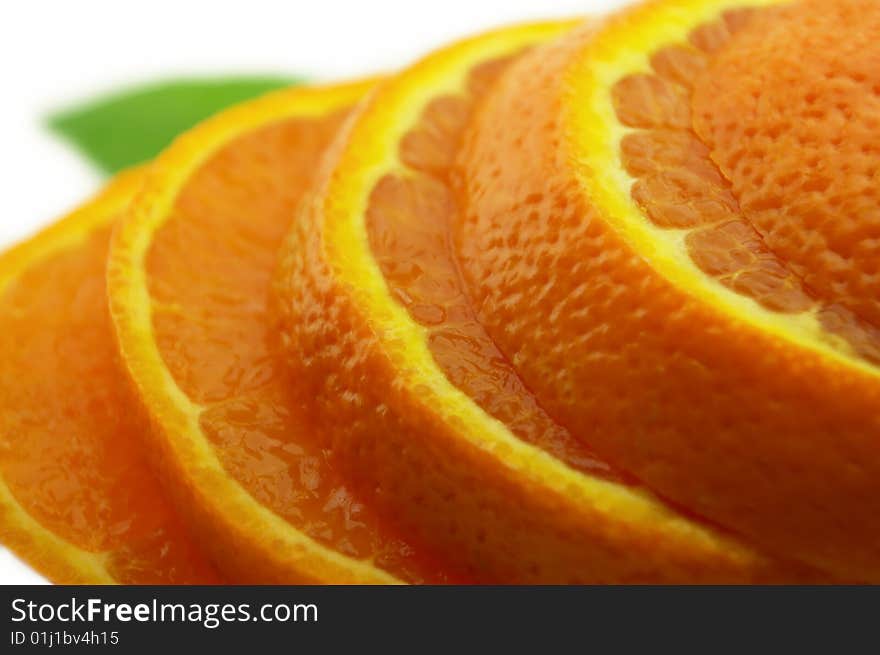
xmin=275 ymin=20 xmax=823 ymax=582
xmin=0 ymin=170 xmax=220 ymax=583
xmin=109 ymin=83 xmax=464 ymax=583
xmin=453 ymin=0 xmax=880 ymax=579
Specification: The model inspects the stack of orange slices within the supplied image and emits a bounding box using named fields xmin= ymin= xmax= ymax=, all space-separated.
xmin=3 ymin=0 xmax=879 ymax=584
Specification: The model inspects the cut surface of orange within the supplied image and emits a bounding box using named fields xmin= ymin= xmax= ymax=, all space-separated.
xmin=275 ymin=20 xmax=823 ymax=582
xmin=0 ymin=170 xmax=221 ymax=584
xmin=109 ymin=83 xmax=463 ymax=583
xmin=454 ymin=0 xmax=880 ymax=579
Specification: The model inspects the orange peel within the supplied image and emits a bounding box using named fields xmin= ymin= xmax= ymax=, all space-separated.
xmin=275 ymin=19 xmax=823 ymax=582
xmin=454 ymin=0 xmax=880 ymax=579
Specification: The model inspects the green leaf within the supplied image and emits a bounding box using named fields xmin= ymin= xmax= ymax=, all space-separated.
xmin=47 ymin=75 xmax=302 ymax=175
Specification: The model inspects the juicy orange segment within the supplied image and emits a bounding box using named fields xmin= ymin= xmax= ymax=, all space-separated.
xmin=0 ymin=170 xmax=220 ymax=584
xmin=275 ymin=20 xmax=823 ymax=582
xmin=109 ymin=83 xmax=462 ymax=583
xmin=454 ymin=0 xmax=880 ymax=579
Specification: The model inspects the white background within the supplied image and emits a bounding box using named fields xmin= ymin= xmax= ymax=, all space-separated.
xmin=0 ymin=0 xmax=624 ymax=584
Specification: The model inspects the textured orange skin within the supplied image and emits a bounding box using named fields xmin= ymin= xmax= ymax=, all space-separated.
xmin=0 ymin=172 xmax=220 ymax=584
xmin=276 ymin=23 xmax=824 ymax=583
xmin=455 ymin=1 xmax=880 ymax=580
xmin=371 ymin=58 xmax=626 ymax=482
xmin=612 ymin=7 xmax=819 ymax=317
xmin=692 ymin=0 xmax=880 ymax=355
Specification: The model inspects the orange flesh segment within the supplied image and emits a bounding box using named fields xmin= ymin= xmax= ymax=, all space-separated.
xmin=615 ymin=1 xmax=880 ymax=361
xmin=0 ymin=175 xmax=220 ymax=584
xmin=145 ymin=111 xmax=456 ymax=583
xmin=367 ymin=55 xmax=626 ymax=480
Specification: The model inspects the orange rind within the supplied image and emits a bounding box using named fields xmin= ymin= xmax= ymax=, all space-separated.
xmin=454 ymin=0 xmax=880 ymax=579
xmin=274 ymin=19 xmax=824 ymax=582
